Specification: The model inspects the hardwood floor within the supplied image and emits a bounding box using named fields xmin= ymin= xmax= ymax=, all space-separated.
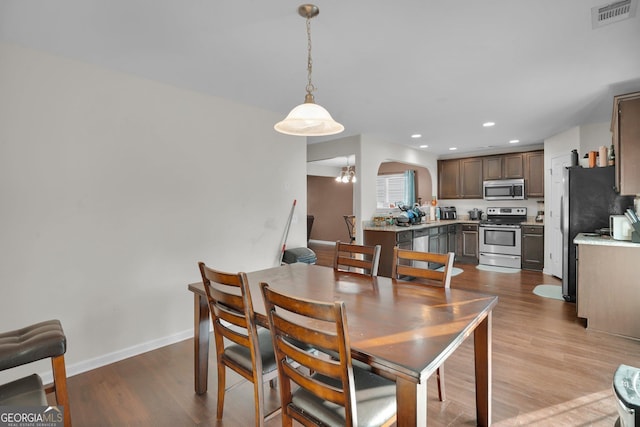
xmin=63 ymin=242 xmax=640 ymax=426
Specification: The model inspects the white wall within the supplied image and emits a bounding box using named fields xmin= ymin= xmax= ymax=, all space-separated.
xmin=0 ymin=42 xmax=307 ymax=382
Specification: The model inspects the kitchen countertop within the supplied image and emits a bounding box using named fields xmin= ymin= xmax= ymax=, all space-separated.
xmin=574 ymin=232 xmax=640 ymax=248
xmin=364 ymin=218 xmax=544 ymax=232
xmin=364 ymin=219 xmax=479 ymax=232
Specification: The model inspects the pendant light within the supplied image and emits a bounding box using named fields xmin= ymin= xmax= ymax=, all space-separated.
xmin=274 ymin=4 xmax=344 ymax=137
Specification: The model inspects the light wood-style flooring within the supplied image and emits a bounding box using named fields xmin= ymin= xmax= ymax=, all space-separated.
xmin=64 ymin=242 xmax=640 ymax=426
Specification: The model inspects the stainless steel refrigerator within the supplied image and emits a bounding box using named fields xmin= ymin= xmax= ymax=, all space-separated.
xmin=561 ymin=166 xmax=633 ymax=301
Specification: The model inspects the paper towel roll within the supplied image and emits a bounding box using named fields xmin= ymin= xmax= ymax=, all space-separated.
xmin=599 ymin=146 xmax=608 ymax=167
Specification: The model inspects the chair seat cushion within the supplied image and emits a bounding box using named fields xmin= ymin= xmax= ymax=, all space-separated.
xmin=223 ymin=328 xmax=276 ymax=374
xmin=0 ymin=374 xmax=47 ymax=406
xmin=290 ymin=365 xmax=397 ymax=427
xmin=0 ymin=320 xmax=66 ymax=371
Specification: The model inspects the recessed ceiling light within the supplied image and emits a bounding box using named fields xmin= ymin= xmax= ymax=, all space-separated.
xmin=509 ymin=139 xmax=520 ymax=144
xmin=482 ymin=122 xmax=495 ymax=127
xmin=419 ymin=144 xmax=428 ymax=148
xmin=449 ymin=147 xmax=457 ymax=151
xmin=411 ymin=134 xmax=422 ymax=139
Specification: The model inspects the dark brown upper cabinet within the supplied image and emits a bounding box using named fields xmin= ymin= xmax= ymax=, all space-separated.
xmin=612 ymin=92 xmax=640 ymax=195
xmin=482 ymin=153 xmax=524 ymax=180
xmin=438 ymin=157 xmax=483 ymax=199
xmin=439 ymin=150 xmax=544 ymax=199
xmin=524 ymin=151 xmax=544 ymax=198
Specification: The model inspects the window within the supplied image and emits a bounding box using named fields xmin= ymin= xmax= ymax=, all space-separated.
xmin=376 ymin=174 xmax=406 ymax=209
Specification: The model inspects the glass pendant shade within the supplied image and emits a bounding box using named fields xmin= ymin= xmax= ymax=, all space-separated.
xmin=275 ymin=99 xmax=344 ymax=136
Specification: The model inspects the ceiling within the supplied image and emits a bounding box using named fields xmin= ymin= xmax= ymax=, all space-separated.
xmin=1 ymin=1 xmax=639 ymax=158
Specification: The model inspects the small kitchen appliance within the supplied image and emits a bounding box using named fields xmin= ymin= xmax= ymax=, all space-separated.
xmin=536 ymin=200 xmax=544 ymax=222
xmin=440 ymin=206 xmax=457 ymax=220
xmin=611 ymin=215 xmax=633 ymax=241
xmin=468 ymin=208 xmax=483 ymax=220
xmin=483 ymin=179 xmax=525 ymax=201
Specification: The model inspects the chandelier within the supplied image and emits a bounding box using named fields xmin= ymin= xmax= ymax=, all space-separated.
xmin=336 ymin=159 xmax=356 ymax=183
xmin=274 ymin=4 xmax=344 ymax=137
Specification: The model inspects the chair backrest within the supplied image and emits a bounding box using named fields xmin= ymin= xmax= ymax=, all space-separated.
xmin=260 ymin=283 xmax=359 ymax=427
xmin=390 ymin=247 xmax=455 ymax=288
xmin=333 ymin=241 xmax=382 ymax=276
xmin=197 ymin=262 xmax=261 ymax=372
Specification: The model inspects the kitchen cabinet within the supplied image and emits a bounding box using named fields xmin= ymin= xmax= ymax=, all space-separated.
xmin=437 ymin=158 xmax=482 ymax=199
xmin=438 ymin=159 xmax=460 ymax=199
xmin=439 ymin=150 xmax=544 ymax=199
xmin=447 ymin=225 xmax=457 ymax=255
xmin=524 ymin=151 xmax=544 ymax=198
xmin=521 ymin=225 xmax=544 ymax=270
xmin=611 ymin=92 xmax=640 ymax=195
xmin=364 ymin=229 xmax=412 ymax=278
xmin=456 ymin=224 xmax=479 ymax=263
xmin=576 ymin=241 xmax=640 ymax=339
xmin=483 ymin=153 xmax=524 ymax=180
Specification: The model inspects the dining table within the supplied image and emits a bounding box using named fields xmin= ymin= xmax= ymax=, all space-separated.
xmin=187 ymin=262 xmax=497 ymax=426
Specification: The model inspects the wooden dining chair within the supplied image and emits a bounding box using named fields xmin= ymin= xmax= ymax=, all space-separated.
xmin=333 ymin=241 xmax=382 ymax=277
xmin=197 ymin=262 xmax=279 ymax=427
xmin=260 ymin=282 xmax=397 ymax=427
xmin=390 ymin=247 xmax=455 ymax=402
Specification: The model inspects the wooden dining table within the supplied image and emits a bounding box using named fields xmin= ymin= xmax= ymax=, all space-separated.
xmin=188 ymin=262 xmax=497 ymax=426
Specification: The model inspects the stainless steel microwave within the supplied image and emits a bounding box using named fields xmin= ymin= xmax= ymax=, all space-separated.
xmin=483 ymin=179 xmax=525 ymax=200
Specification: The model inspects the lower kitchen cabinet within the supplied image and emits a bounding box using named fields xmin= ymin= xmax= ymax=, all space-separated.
xmin=456 ymin=224 xmax=479 ymax=264
xmin=364 ymin=229 xmax=412 ymax=278
xmin=521 ymin=225 xmax=544 ymax=270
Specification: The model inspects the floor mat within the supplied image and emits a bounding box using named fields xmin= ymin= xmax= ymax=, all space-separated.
xmin=475 ymin=265 xmax=520 ymax=273
xmin=533 ymin=284 xmax=564 ymax=301
xmin=435 ymin=266 xmax=464 ymax=276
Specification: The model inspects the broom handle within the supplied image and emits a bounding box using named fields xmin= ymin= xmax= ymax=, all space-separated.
xmin=278 ymin=199 xmax=297 ymax=265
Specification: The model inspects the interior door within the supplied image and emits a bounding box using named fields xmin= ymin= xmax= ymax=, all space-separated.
xmin=551 ymin=154 xmax=571 ymax=278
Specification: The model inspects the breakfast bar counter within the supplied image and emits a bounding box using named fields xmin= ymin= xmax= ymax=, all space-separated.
xmin=574 ymin=233 xmax=640 ymax=340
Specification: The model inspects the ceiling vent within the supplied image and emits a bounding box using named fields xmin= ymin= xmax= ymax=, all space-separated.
xmin=592 ymin=0 xmax=637 ymax=28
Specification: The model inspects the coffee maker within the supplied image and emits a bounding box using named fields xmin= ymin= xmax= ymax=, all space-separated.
xmin=536 ymin=200 xmax=544 ymax=222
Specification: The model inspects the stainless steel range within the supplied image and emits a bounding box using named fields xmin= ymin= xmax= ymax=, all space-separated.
xmin=479 ymin=207 xmax=527 ymax=269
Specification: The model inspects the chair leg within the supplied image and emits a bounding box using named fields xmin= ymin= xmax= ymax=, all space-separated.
xmin=51 ymin=354 xmax=72 ymax=427
xmin=254 ymin=378 xmax=265 ymax=427
xmin=436 ymin=365 xmax=446 ymax=402
xmin=216 ymin=365 xmax=226 ymax=419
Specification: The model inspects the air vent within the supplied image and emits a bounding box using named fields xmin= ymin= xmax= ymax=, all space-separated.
xmin=592 ymin=0 xmax=637 ymax=28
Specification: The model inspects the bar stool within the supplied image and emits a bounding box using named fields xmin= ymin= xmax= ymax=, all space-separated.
xmin=0 ymin=319 xmax=71 ymax=426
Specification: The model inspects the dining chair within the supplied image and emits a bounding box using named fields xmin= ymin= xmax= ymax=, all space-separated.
xmin=390 ymin=247 xmax=455 ymax=402
xmin=0 ymin=319 xmax=72 ymax=427
xmin=260 ymin=282 xmax=397 ymax=427
xmin=333 ymin=241 xmax=382 ymax=277
xmin=197 ymin=262 xmax=279 ymax=427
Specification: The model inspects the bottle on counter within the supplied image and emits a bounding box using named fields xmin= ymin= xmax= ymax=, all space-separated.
xmin=609 ymin=143 xmax=615 ymax=166
xmin=435 ymin=206 xmax=440 ymax=220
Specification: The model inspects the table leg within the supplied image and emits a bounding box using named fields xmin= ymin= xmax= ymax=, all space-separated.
xmin=474 ymin=312 xmax=492 ymax=427
xmin=194 ymin=292 xmax=210 ymax=394
xmin=395 ymin=377 xmax=427 ymax=426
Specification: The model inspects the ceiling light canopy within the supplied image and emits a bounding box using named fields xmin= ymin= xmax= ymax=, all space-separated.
xmin=274 ymin=4 xmax=344 ymax=137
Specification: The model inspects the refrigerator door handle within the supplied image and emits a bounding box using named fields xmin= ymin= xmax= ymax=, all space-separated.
xmin=560 ymin=195 xmax=563 ymax=235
